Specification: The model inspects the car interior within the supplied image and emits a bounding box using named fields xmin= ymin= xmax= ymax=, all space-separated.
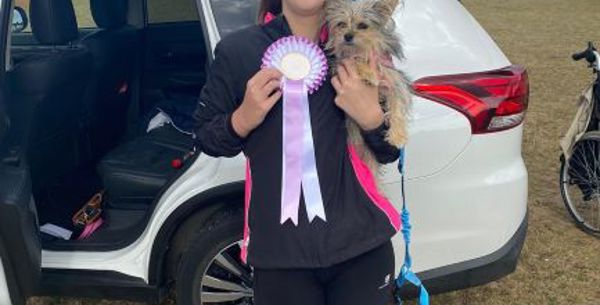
xmin=3 ymin=0 xmax=208 ymax=251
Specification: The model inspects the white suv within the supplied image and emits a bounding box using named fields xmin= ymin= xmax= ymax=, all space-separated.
xmin=0 ymin=0 xmax=528 ymax=304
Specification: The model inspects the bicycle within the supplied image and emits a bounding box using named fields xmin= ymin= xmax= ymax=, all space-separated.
xmin=560 ymin=42 xmax=600 ymax=235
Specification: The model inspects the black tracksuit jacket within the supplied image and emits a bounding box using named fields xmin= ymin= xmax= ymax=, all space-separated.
xmin=192 ymin=13 xmax=402 ymax=269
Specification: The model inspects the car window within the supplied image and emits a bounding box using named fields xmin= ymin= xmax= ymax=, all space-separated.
xmin=13 ymin=0 xmax=97 ymax=33
xmin=73 ymin=0 xmax=97 ymax=28
xmin=209 ymin=0 xmax=258 ymax=38
xmin=147 ymin=0 xmax=199 ymax=24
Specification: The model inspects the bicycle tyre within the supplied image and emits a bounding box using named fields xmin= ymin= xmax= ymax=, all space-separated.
xmin=560 ymin=130 xmax=600 ymax=235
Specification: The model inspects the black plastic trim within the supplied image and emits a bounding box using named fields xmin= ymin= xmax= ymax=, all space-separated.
xmin=39 ymin=269 xmax=163 ymax=304
xmin=0 ymin=163 xmax=40 ymax=305
xmin=0 ymin=204 xmax=41 ymax=305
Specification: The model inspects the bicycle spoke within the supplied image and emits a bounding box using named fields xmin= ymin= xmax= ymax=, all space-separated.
xmin=562 ymin=135 xmax=600 ymax=234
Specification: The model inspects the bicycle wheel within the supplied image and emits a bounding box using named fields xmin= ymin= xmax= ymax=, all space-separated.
xmin=560 ymin=131 xmax=600 ymax=235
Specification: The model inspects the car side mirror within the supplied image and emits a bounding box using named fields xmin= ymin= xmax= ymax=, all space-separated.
xmin=12 ymin=7 xmax=28 ymax=33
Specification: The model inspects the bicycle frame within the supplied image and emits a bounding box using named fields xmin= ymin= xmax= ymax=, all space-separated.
xmin=559 ymin=45 xmax=600 ymax=159
xmin=585 ymin=51 xmax=600 ymax=130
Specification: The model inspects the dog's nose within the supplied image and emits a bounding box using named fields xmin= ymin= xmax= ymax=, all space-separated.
xmin=344 ymin=33 xmax=354 ymax=42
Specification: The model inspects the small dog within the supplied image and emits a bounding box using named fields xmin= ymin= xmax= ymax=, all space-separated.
xmin=325 ymin=0 xmax=412 ymax=187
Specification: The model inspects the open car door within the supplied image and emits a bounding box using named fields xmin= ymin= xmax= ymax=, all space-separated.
xmin=195 ymin=0 xmax=258 ymax=56
xmin=0 ymin=1 xmax=41 ymax=305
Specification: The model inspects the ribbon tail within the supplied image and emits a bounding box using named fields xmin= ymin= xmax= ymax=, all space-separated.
xmin=280 ymin=79 xmax=304 ymax=226
xmin=299 ymin=82 xmax=326 ymax=223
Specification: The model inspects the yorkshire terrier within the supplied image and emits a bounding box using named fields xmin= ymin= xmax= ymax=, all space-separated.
xmin=325 ymin=0 xmax=411 ymax=187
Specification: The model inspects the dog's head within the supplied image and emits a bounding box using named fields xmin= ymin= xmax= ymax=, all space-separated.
xmin=325 ymin=0 xmax=402 ymax=60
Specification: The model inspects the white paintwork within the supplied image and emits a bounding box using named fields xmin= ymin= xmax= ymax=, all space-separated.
xmin=397 ymin=0 xmax=510 ymax=79
xmin=40 ymin=0 xmax=528 ymax=289
xmin=0 ymin=261 xmax=13 ymax=305
xmin=387 ymin=96 xmax=472 ymax=180
xmin=387 ymin=125 xmax=527 ymax=274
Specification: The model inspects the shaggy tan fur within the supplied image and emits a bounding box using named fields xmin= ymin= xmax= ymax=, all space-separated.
xmin=325 ymin=0 xmax=412 ymax=189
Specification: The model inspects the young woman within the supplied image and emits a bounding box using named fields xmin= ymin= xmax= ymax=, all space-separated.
xmin=193 ymin=0 xmax=402 ymax=304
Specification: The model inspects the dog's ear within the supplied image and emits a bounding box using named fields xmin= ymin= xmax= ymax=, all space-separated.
xmin=372 ymin=0 xmax=400 ymax=20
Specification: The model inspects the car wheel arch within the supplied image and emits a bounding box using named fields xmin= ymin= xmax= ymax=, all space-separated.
xmin=147 ymin=181 xmax=244 ymax=287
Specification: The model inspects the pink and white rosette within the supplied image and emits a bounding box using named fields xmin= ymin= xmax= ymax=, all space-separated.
xmin=262 ymin=35 xmax=328 ymax=226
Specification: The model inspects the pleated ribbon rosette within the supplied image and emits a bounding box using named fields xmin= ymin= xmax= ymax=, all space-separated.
xmin=261 ymin=36 xmax=328 ymax=225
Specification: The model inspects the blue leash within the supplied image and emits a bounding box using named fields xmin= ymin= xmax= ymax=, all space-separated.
xmin=395 ymin=148 xmax=429 ymax=305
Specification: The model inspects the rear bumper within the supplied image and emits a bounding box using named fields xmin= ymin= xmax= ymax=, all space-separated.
xmin=403 ymin=211 xmax=527 ymax=296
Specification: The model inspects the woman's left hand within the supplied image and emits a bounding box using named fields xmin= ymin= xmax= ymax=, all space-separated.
xmin=331 ymin=51 xmax=384 ymax=131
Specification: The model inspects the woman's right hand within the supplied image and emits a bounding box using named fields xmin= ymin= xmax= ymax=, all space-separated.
xmin=231 ymin=68 xmax=283 ymax=138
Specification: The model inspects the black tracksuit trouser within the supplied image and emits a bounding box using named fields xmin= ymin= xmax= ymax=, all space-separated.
xmin=253 ymin=239 xmax=396 ymax=305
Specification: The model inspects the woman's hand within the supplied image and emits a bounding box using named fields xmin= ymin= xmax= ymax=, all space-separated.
xmin=232 ymin=68 xmax=283 ymax=138
xmin=331 ymin=52 xmax=385 ymax=131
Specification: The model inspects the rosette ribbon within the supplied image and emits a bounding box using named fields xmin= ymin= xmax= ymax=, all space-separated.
xmin=262 ymin=36 xmax=328 ymax=226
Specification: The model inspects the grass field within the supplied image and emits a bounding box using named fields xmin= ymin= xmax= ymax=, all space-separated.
xmin=27 ymin=0 xmax=600 ymax=304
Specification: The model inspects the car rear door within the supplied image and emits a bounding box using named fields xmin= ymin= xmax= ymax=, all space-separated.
xmin=0 ymin=162 xmax=40 ymax=305
xmin=0 ymin=2 xmax=41 ymax=305
xmin=195 ymin=0 xmax=257 ymax=53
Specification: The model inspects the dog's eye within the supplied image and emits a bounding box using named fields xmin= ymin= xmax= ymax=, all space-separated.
xmin=336 ymin=21 xmax=347 ymax=29
xmin=357 ymin=22 xmax=369 ymax=30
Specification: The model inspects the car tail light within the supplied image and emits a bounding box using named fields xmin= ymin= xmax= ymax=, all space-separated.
xmin=413 ymin=65 xmax=529 ymax=134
